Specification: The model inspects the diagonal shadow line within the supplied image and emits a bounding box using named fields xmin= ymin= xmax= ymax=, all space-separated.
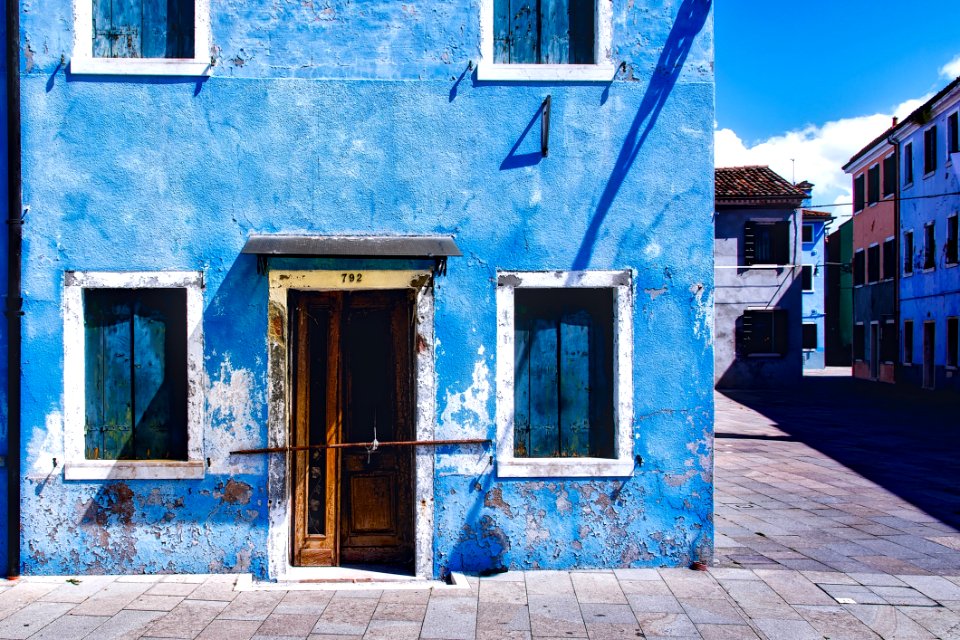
xmin=500 ymin=100 xmax=548 ymax=170
xmin=573 ymin=0 xmax=712 ymax=270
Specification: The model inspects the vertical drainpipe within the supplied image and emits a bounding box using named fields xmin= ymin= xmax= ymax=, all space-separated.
xmin=887 ymin=122 xmax=899 ymax=386
xmin=5 ymin=0 xmax=22 ymax=577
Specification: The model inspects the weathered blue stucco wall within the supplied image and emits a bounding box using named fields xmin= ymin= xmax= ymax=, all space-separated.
xmin=16 ymin=0 xmax=715 ymax=576
xmin=898 ymin=92 xmax=960 ymax=392
xmin=802 ymin=218 xmax=827 ymax=369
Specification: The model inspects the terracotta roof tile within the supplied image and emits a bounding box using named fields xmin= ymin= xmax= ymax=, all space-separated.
xmin=715 ymin=166 xmax=808 ymax=201
xmin=802 ymin=209 xmax=833 ymax=220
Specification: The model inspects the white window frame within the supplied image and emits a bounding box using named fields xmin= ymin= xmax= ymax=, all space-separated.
xmin=801 ymin=223 xmax=814 ymax=245
xmin=495 ymin=270 xmax=633 ymax=478
xmin=801 ymin=264 xmax=814 ymax=293
xmin=802 ymin=322 xmax=818 ymax=352
xmin=477 ymin=0 xmax=615 ymax=81
xmin=63 ymin=271 xmax=205 ymax=480
xmin=71 ymin=0 xmax=212 ymax=76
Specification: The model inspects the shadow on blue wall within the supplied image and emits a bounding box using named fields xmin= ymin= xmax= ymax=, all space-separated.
xmin=573 ymin=0 xmax=711 ymax=270
xmin=499 ymin=101 xmax=547 ymax=170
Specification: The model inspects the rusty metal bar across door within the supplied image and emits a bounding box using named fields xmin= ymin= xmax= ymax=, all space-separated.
xmin=230 ymin=438 xmax=491 ymax=456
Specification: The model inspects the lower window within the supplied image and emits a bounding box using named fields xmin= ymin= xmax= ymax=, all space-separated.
xmin=949 ymin=318 xmax=959 ymax=369
xmin=496 ymin=271 xmax=633 ymax=478
xmin=853 ymin=324 xmax=865 ymax=361
xmin=802 ymin=323 xmax=817 ymax=350
xmin=904 ymin=320 xmax=914 ymax=364
xmin=739 ymin=309 xmax=788 ymax=357
xmin=63 ymin=271 xmax=205 ymax=480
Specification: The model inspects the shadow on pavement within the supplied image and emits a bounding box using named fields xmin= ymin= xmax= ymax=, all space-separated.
xmin=718 ymin=373 xmax=960 ymax=530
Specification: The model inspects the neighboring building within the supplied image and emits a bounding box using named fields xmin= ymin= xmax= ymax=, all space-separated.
xmin=0 ymin=2 xmax=9 ymax=576
xmin=715 ymin=166 xmax=807 ymax=389
xmin=843 ymin=124 xmax=898 ymax=383
xmin=825 ymin=218 xmax=854 ymax=366
xmin=891 ymin=77 xmax=960 ymax=393
xmin=8 ymin=2 xmax=716 ymax=579
xmin=800 ymin=209 xmax=832 ymax=369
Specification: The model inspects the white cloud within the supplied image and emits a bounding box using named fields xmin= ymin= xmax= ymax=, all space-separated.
xmin=940 ymin=54 xmax=960 ymax=80
xmin=715 ymin=97 xmax=928 ymax=224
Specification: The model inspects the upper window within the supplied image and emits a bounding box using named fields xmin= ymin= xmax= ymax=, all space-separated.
xmin=882 ymin=154 xmax=896 ymax=197
xmin=853 ymin=249 xmax=865 ymax=286
xmin=948 ymin=112 xmax=959 ymax=156
xmin=882 ymin=238 xmax=896 ymax=280
xmin=479 ymin=0 xmax=613 ymax=81
xmin=744 ymin=221 xmax=790 ymax=266
xmin=801 ymin=265 xmax=813 ymax=292
xmin=853 ymin=174 xmax=866 ymax=212
xmin=947 ymin=214 xmax=959 ymax=266
xmin=867 ymin=164 xmax=880 ymax=205
xmin=72 ymin=0 xmax=211 ymax=75
xmin=881 ymin=321 xmax=897 ymax=364
xmin=867 ymin=244 xmax=880 ymax=283
xmin=904 ymin=142 xmax=914 ymax=185
xmin=496 ymin=271 xmax=633 ymax=477
xmin=924 ymin=223 xmax=936 ymax=270
xmin=802 ymin=224 xmax=814 ymax=244
xmin=924 ymin=126 xmax=938 ymax=175
xmin=904 ymin=231 xmax=914 ymax=275
xmin=63 ymin=271 xmax=205 ymax=480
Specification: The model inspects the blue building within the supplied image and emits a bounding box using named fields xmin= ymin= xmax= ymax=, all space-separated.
xmin=7 ymin=0 xmax=716 ymax=579
xmin=800 ymin=209 xmax=831 ymax=370
xmin=892 ymin=76 xmax=960 ymax=393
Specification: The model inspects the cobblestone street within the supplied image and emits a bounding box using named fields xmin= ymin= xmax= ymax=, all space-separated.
xmin=1 ymin=370 xmax=959 ymax=639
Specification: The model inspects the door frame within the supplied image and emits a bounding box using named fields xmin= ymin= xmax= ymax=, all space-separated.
xmin=265 ymin=269 xmax=436 ymax=581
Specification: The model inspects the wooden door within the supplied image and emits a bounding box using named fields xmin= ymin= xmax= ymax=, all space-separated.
xmin=291 ymin=290 xmax=415 ymax=568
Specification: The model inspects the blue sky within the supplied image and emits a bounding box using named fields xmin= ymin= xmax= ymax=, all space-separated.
xmin=714 ymin=1 xmax=960 ymax=215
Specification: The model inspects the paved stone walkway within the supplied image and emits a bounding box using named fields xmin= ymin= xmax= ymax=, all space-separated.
xmin=0 ymin=371 xmax=957 ymax=639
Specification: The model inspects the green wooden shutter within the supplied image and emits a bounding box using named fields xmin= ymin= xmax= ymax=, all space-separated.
xmin=558 ymin=311 xmax=590 ymax=456
xmin=528 ymin=317 xmax=560 ymax=457
xmin=93 ymin=0 xmax=194 ymax=59
xmin=540 ymin=0 xmax=570 ymax=65
xmin=85 ymin=293 xmax=135 ymax=460
xmin=510 ymin=0 xmax=538 ymax=64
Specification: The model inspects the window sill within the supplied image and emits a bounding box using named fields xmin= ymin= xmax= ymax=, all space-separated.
xmin=923 ymin=171 xmax=936 ymax=180
xmin=477 ymin=62 xmax=616 ymax=82
xmin=64 ymin=460 xmax=205 ymax=481
xmin=903 ymin=271 xmax=914 ymax=278
xmin=803 ymin=289 xmax=814 ymax=294
xmin=922 ymin=267 xmax=936 ymax=273
xmin=946 ymin=262 xmax=959 ymax=268
xmin=497 ymin=457 xmax=634 ymax=478
xmin=70 ymin=57 xmax=213 ymax=77
xmin=903 ymin=182 xmax=914 ymax=190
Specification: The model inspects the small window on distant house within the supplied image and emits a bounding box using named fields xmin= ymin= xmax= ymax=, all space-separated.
xmin=853 ymin=249 xmax=865 ymax=286
xmin=883 ymin=154 xmax=896 ymax=197
xmin=867 ymin=164 xmax=880 ymax=205
xmin=904 ymin=142 xmax=914 ymax=184
xmin=881 ymin=321 xmax=897 ymax=364
xmin=802 ymin=323 xmax=818 ymax=351
xmin=744 ymin=221 xmax=790 ymax=266
xmin=853 ymin=175 xmax=866 ymax=212
xmin=948 ymin=318 xmax=959 ymax=369
xmin=924 ymin=223 xmax=936 ymax=270
xmin=904 ymin=231 xmax=914 ymax=275
xmin=904 ymin=320 xmax=914 ymax=364
xmin=867 ymin=244 xmax=880 ymax=283
xmin=882 ymin=238 xmax=895 ymax=280
xmin=947 ymin=214 xmax=959 ymax=265
xmin=802 ymin=224 xmax=814 ymax=244
xmin=949 ymin=112 xmax=960 ymax=156
xmin=853 ymin=323 xmax=865 ymax=361
xmin=496 ymin=270 xmax=633 ymax=478
xmin=924 ymin=126 xmax=938 ymax=174
xmin=84 ymin=289 xmax=188 ymax=461
xmin=494 ymin=0 xmax=595 ymax=64
xmin=739 ymin=309 xmax=788 ymax=357
xmin=801 ymin=265 xmax=813 ymax=292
